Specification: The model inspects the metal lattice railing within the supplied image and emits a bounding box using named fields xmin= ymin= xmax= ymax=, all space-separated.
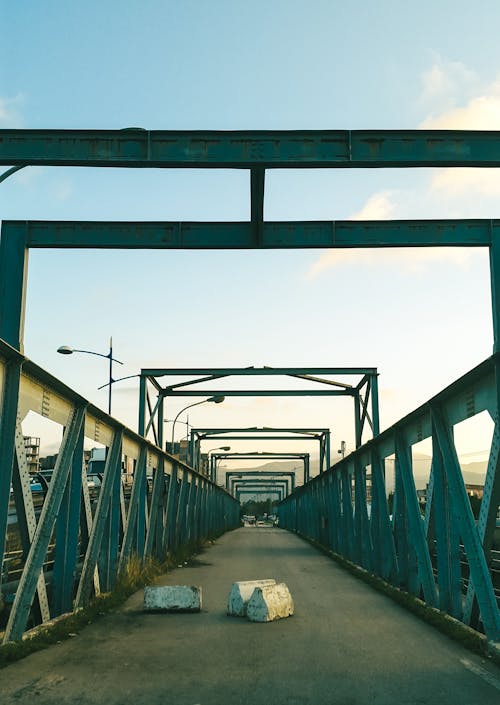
xmin=0 ymin=338 xmax=239 ymax=642
xmin=278 ymin=354 xmax=500 ymax=644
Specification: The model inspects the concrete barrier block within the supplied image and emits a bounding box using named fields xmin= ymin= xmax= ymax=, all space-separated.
xmin=143 ymin=585 xmax=202 ymax=612
xmin=227 ymin=579 xmax=276 ymax=617
xmin=246 ymin=583 xmax=294 ymax=622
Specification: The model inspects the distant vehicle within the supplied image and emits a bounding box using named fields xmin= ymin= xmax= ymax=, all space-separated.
xmin=87 ymin=473 xmax=102 ymax=488
xmin=242 ymin=515 xmax=256 ymax=525
xmin=29 ymin=477 xmax=42 ymax=492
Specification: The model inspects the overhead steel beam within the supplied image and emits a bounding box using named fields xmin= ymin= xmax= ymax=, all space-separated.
xmin=195 ymin=427 xmax=330 ymax=434
xmin=147 ymin=366 xmax=375 ymax=376
xmin=3 ymin=129 xmax=500 ymax=168
xmin=199 ymin=435 xmax=319 ymax=441
xmin=162 ymin=389 xmax=350 ymax=397
xmin=3 ymin=219 xmax=493 ymax=250
xmin=228 ymin=471 xmax=296 ymax=476
xmin=213 ymin=453 xmax=309 ymax=464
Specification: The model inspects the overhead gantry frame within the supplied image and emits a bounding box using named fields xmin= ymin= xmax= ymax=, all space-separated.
xmin=226 ymin=471 xmax=296 ymax=493
xmin=212 ymin=451 xmax=309 ymax=484
xmin=138 ymin=367 xmax=378 ymax=456
xmin=236 ymin=481 xmax=287 ymax=502
xmin=191 ymin=427 xmax=330 ymax=475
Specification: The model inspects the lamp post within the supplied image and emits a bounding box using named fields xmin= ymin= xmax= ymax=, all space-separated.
xmin=57 ymin=336 xmax=123 ymax=414
xmin=170 ymin=396 xmax=225 ymax=456
xmin=206 ymin=446 xmax=231 ymax=479
xmin=164 ymin=416 xmax=190 ymax=442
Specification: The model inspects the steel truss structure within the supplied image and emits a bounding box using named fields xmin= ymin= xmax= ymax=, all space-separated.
xmin=278 ymin=354 xmax=500 ymax=642
xmin=226 ymin=471 xmax=296 ymax=494
xmin=2 ymin=129 xmax=500 ymax=643
xmin=236 ymin=483 xmax=286 ymax=502
xmin=0 ymin=338 xmax=238 ymax=643
xmin=191 ymin=427 xmax=330 ymax=476
xmin=137 ymin=367 xmax=378 ymax=455
xmin=212 ymin=451 xmax=309 ymax=484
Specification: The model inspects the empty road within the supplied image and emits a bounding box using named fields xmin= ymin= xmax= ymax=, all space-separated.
xmin=1 ymin=527 xmax=500 ymax=704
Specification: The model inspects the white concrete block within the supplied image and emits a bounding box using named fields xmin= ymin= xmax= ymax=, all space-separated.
xmin=143 ymin=585 xmax=202 ymax=612
xmin=246 ymin=583 xmax=294 ymax=622
xmin=227 ymin=579 xmax=276 ymax=617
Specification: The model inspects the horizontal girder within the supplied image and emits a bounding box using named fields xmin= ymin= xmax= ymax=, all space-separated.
xmin=3 ymin=129 xmax=500 ymax=167
xmin=201 ymin=435 xmax=320 ymax=441
xmin=162 ymin=389 xmax=351 ymax=397
xmin=195 ymin=427 xmax=329 ymax=433
xmin=227 ymin=471 xmax=296 ymax=476
xmin=3 ymin=219 xmax=493 ymax=249
xmin=147 ymin=366 xmax=374 ymax=376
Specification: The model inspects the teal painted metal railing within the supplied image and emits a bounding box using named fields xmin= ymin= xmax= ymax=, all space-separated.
xmin=0 ymin=338 xmax=239 ymax=643
xmin=278 ymin=354 xmax=500 ymax=643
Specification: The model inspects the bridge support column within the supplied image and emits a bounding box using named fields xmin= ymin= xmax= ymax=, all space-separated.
xmin=0 ymin=354 xmax=22 ymax=606
xmin=0 ymin=224 xmax=28 ymax=352
xmin=490 ymin=234 xmax=500 ymax=354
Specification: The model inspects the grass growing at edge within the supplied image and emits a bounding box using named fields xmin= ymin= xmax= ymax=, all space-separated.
xmin=0 ymin=536 xmax=222 ymax=670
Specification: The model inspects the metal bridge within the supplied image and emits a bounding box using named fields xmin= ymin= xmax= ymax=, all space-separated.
xmin=1 ymin=130 xmax=500 ymax=690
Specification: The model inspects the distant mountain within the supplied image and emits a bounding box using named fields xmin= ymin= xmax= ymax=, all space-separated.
xmin=224 ymin=454 xmax=489 ymax=491
xmin=389 ymin=453 xmax=487 ymax=490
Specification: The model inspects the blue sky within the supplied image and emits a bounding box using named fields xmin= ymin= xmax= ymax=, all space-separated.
xmin=2 ymin=1 xmax=500 ymax=466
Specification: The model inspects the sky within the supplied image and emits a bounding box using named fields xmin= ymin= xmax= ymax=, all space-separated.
xmin=2 ymin=0 xmax=500 ymax=474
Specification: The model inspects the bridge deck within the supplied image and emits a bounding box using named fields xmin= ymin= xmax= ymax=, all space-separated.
xmin=2 ymin=527 xmax=500 ymax=705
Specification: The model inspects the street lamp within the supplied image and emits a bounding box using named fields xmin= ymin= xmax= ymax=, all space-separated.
xmin=206 ymin=445 xmax=231 ymax=479
xmin=170 ymin=396 xmax=225 ymax=454
xmin=57 ymin=336 xmax=123 ymax=414
xmin=164 ymin=415 xmax=190 ymax=441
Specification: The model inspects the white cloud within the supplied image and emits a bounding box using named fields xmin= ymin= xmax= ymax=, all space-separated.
xmin=420 ymin=76 xmax=500 ymax=197
xmin=421 ymin=93 xmax=500 ymax=130
xmin=306 ymin=58 xmax=491 ymax=280
xmin=306 ymin=190 xmax=473 ymax=278
xmin=419 ymin=57 xmax=478 ymax=113
xmin=307 ymin=191 xmax=396 ymax=277
xmin=0 ymin=94 xmax=25 ymax=127
xmin=430 ymin=167 xmax=500 ymax=198
xmin=350 ymin=191 xmax=396 ymax=221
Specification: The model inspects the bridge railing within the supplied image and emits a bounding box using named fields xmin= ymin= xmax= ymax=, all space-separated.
xmin=278 ymin=354 xmax=500 ymax=643
xmin=0 ymin=338 xmax=239 ymax=642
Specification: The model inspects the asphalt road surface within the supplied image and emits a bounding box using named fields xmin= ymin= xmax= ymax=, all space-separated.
xmin=1 ymin=527 xmax=500 ymax=705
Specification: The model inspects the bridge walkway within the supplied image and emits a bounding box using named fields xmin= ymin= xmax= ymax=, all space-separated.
xmin=1 ymin=527 xmax=500 ymax=705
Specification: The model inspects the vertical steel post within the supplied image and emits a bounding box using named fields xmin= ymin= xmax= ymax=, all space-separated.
xmin=490 ymin=236 xmax=500 ymax=354
xmin=354 ymin=393 xmax=362 ymax=447
xmin=145 ymin=458 xmax=165 ymax=557
xmin=0 ymin=356 xmax=22 ymax=601
xmin=53 ymin=419 xmax=85 ymax=614
xmin=76 ymin=429 xmax=123 ymax=608
xmin=138 ymin=374 xmax=147 ymax=436
xmin=0 ymin=224 xmax=29 ymax=352
xmin=371 ymin=373 xmax=380 ymax=437
xmin=394 ymin=433 xmax=437 ymax=605
xmin=4 ymin=405 xmax=86 ymax=642
xmin=157 ymin=395 xmax=164 ymax=450
xmin=432 ymin=405 xmax=500 ymax=640
xmin=119 ymin=447 xmax=147 ymax=568
xmin=162 ymin=462 xmax=178 ymax=552
xmin=431 ymin=421 xmax=462 ymax=617
xmin=99 ymin=443 xmax=122 ymax=591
